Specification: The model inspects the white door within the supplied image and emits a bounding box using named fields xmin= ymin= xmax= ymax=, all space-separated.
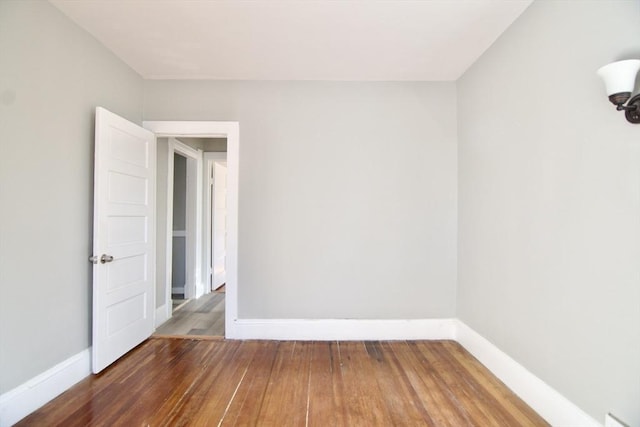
xmin=212 ymin=161 xmax=227 ymax=289
xmin=91 ymin=107 xmax=156 ymax=373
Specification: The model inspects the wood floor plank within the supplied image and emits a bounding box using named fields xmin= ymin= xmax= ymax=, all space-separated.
xmin=435 ymin=341 xmax=519 ymax=426
xmin=202 ymin=315 xmax=225 ymax=336
xmin=417 ymin=341 xmax=507 ymax=427
xmin=153 ymin=340 xmax=245 ymax=426
xmin=18 ymin=339 xmax=175 ymax=426
xmin=37 ymin=339 xmax=200 ymax=426
xmin=401 ymin=341 xmax=475 ymax=426
xmin=417 ymin=341 xmax=491 ymax=425
xmin=442 ymin=341 xmax=549 ymax=426
xmin=336 ymin=341 xmax=395 ymax=426
xmin=155 ymin=292 xmax=225 ymax=337
xmin=104 ymin=339 xmax=219 ymax=426
xmin=306 ymin=341 xmax=346 ymax=427
xmin=220 ymin=341 xmax=281 ymax=426
xmin=377 ymin=341 xmax=438 ymax=426
xmin=17 ymin=339 xmax=549 ymax=427
xmin=256 ymin=341 xmax=312 ymax=426
xmin=172 ymin=340 xmax=250 ymax=425
xmin=195 ymin=293 xmax=224 ymax=313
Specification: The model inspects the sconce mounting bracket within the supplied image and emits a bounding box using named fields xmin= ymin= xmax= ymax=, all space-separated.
xmin=625 ymin=94 xmax=640 ymax=124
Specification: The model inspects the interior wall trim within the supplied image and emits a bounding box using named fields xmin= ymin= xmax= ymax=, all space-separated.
xmin=155 ymin=304 xmax=169 ymax=328
xmin=0 ymin=348 xmax=91 ymax=427
xmin=231 ymin=318 xmax=457 ymax=341
xmin=454 ymin=320 xmax=601 ymax=427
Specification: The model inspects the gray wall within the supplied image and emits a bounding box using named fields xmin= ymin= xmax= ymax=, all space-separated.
xmin=173 ymin=154 xmax=187 ymax=231
xmin=144 ymin=81 xmax=458 ymax=319
xmin=178 ymin=137 xmax=227 ymax=152
xmin=457 ymin=1 xmax=640 ymax=425
xmin=0 ymin=0 xmax=143 ymax=393
xmin=171 ymin=237 xmax=186 ymax=291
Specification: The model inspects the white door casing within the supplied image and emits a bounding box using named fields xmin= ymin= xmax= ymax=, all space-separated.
xmin=92 ymin=107 xmax=156 ymax=373
xmin=144 ymin=121 xmax=239 ymax=338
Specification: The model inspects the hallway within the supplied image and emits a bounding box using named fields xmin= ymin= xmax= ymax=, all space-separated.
xmin=155 ymin=291 xmax=225 ymax=337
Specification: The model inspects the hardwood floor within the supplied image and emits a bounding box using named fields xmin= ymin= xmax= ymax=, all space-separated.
xmin=17 ymin=339 xmax=549 ymax=426
xmin=156 ymin=292 xmax=225 ymax=337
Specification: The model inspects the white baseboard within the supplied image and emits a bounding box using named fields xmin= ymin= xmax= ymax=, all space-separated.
xmin=605 ymin=413 xmax=627 ymax=427
xmin=454 ymin=321 xmax=600 ymax=427
xmin=231 ymin=318 xmax=457 ymax=341
xmin=155 ymin=304 xmax=169 ymax=327
xmin=0 ymin=348 xmax=91 ymax=427
xmin=194 ymin=282 xmax=205 ymax=299
xmin=171 ymin=286 xmax=185 ymax=294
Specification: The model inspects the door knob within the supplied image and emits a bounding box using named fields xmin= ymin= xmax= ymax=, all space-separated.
xmin=100 ymin=254 xmax=114 ymax=264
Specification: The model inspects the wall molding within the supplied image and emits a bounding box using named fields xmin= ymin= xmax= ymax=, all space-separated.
xmin=0 ymin=348 xmax=91 ymax=427
xmin=231 ymin=318 xmax=457 ymax=341
xmin=0 ymin=320 xmax=601 ymax=427
xmin=144 ymin=121 xmax=240 ymax=339
xmin=194 ymin=282 xmax=206 ymax=299
xmin=155 ymin=304 xmax=169 ymax=328
xmin=454 ymin=321 xmax=601 ymax=427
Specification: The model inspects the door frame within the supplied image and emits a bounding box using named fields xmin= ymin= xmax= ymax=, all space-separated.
xmin=203 ymin=152 xmax=227 ymax=292
xmin=167 ymin=138 xmax=203 ymax=304
xmin=144 ymin=121 xmax=239 ymax=338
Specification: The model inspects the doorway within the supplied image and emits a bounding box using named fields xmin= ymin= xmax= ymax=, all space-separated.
xmin=171 ymin=152 xmax=188 ymax=311
xmin=144 ymin=121 xmax=239 ymax=339
xmin=165 ymin=138 xmax=203 ymax=306
xmin=157 ymin=139 xmax=228 ymax=337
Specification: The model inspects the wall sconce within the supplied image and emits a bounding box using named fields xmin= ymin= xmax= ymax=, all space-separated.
xmin=597 ymin=59 xmax=640 ymax=124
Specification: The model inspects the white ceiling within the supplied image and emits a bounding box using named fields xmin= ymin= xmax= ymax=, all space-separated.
xmin=49 ymin=0 xmax=533 ymax=81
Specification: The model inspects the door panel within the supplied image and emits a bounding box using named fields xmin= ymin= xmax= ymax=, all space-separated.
xmin=92 ymin=107 xmax=155 ymax=374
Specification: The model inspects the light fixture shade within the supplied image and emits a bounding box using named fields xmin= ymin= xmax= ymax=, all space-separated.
xmin=597 ymin=59 xmax=640 ymax=96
